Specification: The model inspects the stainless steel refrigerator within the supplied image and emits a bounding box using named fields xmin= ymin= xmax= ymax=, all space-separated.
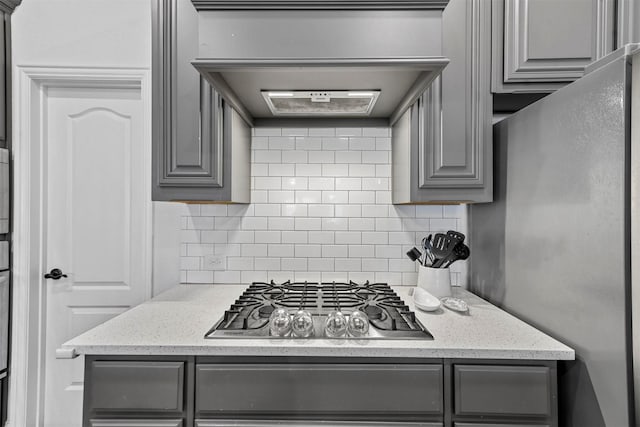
xmin=470 ymin=43 xmax=640 ymax=427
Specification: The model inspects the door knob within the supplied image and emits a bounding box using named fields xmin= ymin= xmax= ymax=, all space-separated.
xmin=44 ymin=268 xmax=67 ymax=280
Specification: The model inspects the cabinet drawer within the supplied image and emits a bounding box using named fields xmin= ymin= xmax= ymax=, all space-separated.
xmin=455 ymin=424 xmax=549 ymax=427
xmin=196 ymin=421 xmax=443 ymax=427
xmin=196 ymin=363 xmax=443 ymax=417
xmin=454 ymin=365 xmax=551 ymax=416
xmin=90 ymin=420 xmax=183 ymax=427
xmin=88 ymin=361 xmax=184 ymax=412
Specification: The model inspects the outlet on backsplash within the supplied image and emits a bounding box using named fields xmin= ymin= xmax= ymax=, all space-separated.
xmin=203 ymin=255 xmax=226 ymax=271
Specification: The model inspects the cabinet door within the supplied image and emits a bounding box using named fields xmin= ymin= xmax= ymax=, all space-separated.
xmin=392 ymin=0 xmax=492 ymax=204
xmin=195 ymin=363 xmax=443 ymax=419
xmin=152 ymin=0 xmax=234 ymax=201
xmin=454 ymin=365 xmax=552 ymax=417
xmin=492 ymin=0 xmax=615 ymax=93
xmin=89 ymin=420 xmax=183 ymax=427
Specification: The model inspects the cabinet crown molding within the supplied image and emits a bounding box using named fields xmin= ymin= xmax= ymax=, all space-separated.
xmin=191 ymin=0 xmax=448 ymax=10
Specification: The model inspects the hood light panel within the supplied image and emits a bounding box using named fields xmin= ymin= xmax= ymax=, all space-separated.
xmin=261 ymin=90 xmax=380 ymax=116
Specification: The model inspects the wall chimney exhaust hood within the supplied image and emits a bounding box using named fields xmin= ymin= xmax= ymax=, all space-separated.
xmin=190 ymin=1 xmax=450 ymax=127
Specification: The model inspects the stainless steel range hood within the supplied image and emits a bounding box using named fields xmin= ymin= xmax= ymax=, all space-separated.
xmin=190 ymin=2 xmax=450 ymax=126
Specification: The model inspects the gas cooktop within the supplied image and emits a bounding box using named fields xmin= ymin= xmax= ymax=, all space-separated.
xmin=205 ymin=281 xmax=433 ymax=340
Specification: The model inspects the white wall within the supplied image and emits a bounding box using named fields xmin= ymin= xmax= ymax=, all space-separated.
xmin=11 ymin=0 xmax=184 ymax=296
xmin=13 ymin=0 xmax=150 ymax=68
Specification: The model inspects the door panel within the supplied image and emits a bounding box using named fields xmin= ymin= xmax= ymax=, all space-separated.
xmin=43 ymin=86 xmax=149 ymax=427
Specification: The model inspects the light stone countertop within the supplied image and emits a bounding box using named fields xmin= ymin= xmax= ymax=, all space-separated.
xmin=62 ymin=284 xmax=575 ymax=360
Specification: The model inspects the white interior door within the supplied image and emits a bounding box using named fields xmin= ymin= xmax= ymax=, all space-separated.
xmin=42 ymin=86 xmax=151 ymax=427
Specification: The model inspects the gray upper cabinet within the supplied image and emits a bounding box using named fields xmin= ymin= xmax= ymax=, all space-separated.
xmin=492 ymin=0 xmax=615 ymax=93
xmin=152 ymin=0 xmax=250 ymax=203
xmin=392 ymin=0 xmax=492 ymax=204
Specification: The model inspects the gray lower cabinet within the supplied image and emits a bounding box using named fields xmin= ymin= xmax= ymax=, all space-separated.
xmin=152 ymin=0 xmax=250 ymax=203
xmin=195 ymin=363 xmax=443 ymax=419
xmin=392 ymin=0 xmax=492 ymax=204
xmin=491 ymin=0 xmax=615 ymax=93
xmin=84 ymin=357 xmax=557 ymax=427
xmin=90 ymin=421 xmax=184 ymax=427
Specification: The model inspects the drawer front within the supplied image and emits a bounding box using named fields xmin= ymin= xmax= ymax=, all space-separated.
xmin=196 ymin=421 xmax=443 ymax=427
xmin=89 ymin=361 xmax=184 ymax=412
xmin=454 ymin=424 xmax=550 ymax=427
xmin=90 ymin=420 xmax=183 ymax=427
xmin=0 ymin=149 xmax=8 ymax=234
xmin=0 ymin=271 xmax=8 ymax=373
xmin=454 ymin=365 xmax=551 ymax=416
xmin=196 ymin=363 xmax=443 ymax=417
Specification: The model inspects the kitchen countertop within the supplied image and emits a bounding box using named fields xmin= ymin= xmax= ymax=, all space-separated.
xmin=62 ymin=285 xmax=574 ymax=360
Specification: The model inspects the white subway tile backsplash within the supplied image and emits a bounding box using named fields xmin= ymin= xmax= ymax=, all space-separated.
xmin=254 ymin=127 xmax=282 ymax=137
xmin=241 ymin=244 xmax=268 ymax=257
xmin=308 ymin=128 xmax=336 ymax=137
xmin=281 ymin=204 xmax=308 ymax=217
xmin=269 ymin=164 xmax=295 ymax=176
xmin=267 ymin=217 xmax=294 ymax=231
xmin=282 ymin=230 xmax=309 ymax=244
xmin=335 ymin=128 xmax=363 ymax=137
xmin=349 ymin=137 xmax=376 ymax=151
xmin=282 ymin=177 xmax=308 ymax=190
xmin=201 ymin=230 xmax=228 ymax=244
xmin=282 ymin=258 xmax=307 ymax=271
xmin=295 ymin=163 xmax=322 ymax=177
xmin=334 ymin=231 xmax=362 ymax=245
xmin=296 ymin=136 xmax=323 ymax=150
xmin=254 ymin=231 xmax=282 ymax=244
xmin=180 ymin=127 xmax=468 ymax=286
xmin=281 ymin=128 xmax=308 ymax=137
xmin=349 ymin=164 xmax=376 ymax=177
xmin=295 ymin=245 xmax=322 ymax=257
xmin=335 ymin=178 xmax=362 ymax=191
xmin=200 ymin=205 xmax=228 ymax=216
xmin=308 ymin=151 xmax=334 ymax=164
xmin=308 ymin=177 xmax=335 ymax=191
xmin=322 ymin=191 xmax=349 ymax=204
xmin=309 ymin=204 xmax=334 ymax=217
xmin=255 ymin=177 xmax=282 ymax=190
xmin=295 ymin=191 xmax=322 ymax=204
xmin=308 ymin=231 xmax=335 ymax=244
xmin=321 ymin=217 xmax=349 ymax=231
xmin=295 ymin=218 xmax=322 ymax=231
xmin=322 ymin=164 xmax=349 ymax=177
xmin=268 ymin=244 xmax=295 ymax=257
xmin=268 ymin=191 xmax=295 ymax=204
xmin=254 ymin=150 xmax=282 ymax=163
xmin=362 ymin=127 xmax=390 ymax=137
xmin=322 ymin=137 xmax=349 ymax=150
xmin=282 ymin=150 xmax=309 ymax=164
xmin=349 ymin=191 xmax=376 ymax=204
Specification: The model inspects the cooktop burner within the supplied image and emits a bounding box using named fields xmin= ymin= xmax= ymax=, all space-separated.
xmin=205 ymin=281 xmax=433 ymax=340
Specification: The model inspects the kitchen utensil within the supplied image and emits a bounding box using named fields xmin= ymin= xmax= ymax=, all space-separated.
xmin=347 ymin=310 xmax=370 ymax=337
xmin=417 ymin=265 xmax=452 ymax=298
xmin=441 ymin=297 xmax=469 ymax=313
xmin=446 ymin=230 xmax=465 ymax=244
xmin=413 ymin=287 xmax=441 ymax=312
xmin=430 ymin=233 xmax=458 ymax=267
xmin=406 ymin=247 xmax=423 ymax=264
xmin=442 ymin=243 xmax=470 ymax=268
xmin=421 ymin=235 xmax=434 ymax=266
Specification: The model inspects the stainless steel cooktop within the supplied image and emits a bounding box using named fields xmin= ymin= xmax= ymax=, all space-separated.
xmin=205 ymin=280 xmax=433 ymax=340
